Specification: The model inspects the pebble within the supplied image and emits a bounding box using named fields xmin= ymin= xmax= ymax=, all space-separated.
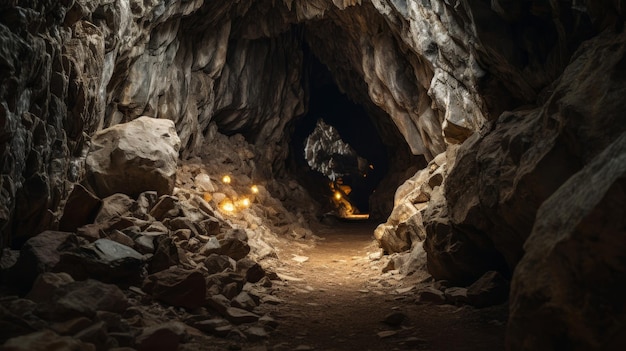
xmin=291 ymin=255 xmax=310 ymax=263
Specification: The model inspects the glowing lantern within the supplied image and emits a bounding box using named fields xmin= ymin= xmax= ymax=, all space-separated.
xmin=240 ymin=198 xmax=251 ymax=208
xmin=334 ymin=192 xmax=342 ymax=200
xmin=220 ymin=200 xmax=235 ymax=213
xmin=222 ymin=175 xmax=231 ymax=184
xmin=250 ymin=185 xmax=259 ymax=194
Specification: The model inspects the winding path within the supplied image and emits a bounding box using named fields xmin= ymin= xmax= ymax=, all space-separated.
xmin=262 ymin=221 xmax=507 ymax=351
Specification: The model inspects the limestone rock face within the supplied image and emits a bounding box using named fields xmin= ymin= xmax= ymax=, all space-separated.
xmin=0 ymin=1 xmax=625 ymax=349
xmin=431 ymin=29 xmax=626 ymax=281
xmin=1 ymin=0 xmax=604 ymax=242
xmin=85 ymin=117 xmax=181 ymax=198
xmin=507 ymin=133 xmax=626 ymax=350
xmin=376 ymin=27 xmax=626 ymax=283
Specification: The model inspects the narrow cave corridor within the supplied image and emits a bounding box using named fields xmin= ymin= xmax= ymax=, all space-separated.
xmin=1 ymin=1 xmax=625 ymax=351
xmin=288 ymin=51 xmax=391 ymax=215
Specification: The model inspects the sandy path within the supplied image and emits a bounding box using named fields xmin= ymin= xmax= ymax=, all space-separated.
xmin=261 ymin=221 xmax=507 ymax=351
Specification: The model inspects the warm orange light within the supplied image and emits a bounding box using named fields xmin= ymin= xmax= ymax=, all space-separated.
xmin=222 ymin=175 xmax=231 ymax=184
xmin=220 ymin=200 xmax=235 ymax=213
xmin=250 ymin=185 xmax=259 ymax=194
xmin=203 ymin=192 xmax=212 ymax=202
xmin=240 ymin=198 xmax=251 ymax=208
xmin=334 ymin=192 xmax=342 ymax=200
xmin=369 ymin=164 xmax=374 ymax=169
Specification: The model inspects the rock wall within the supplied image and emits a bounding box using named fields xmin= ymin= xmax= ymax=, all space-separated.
xmin=2 ymin=0 xmax=595 ymax=246
xmin=375 ymin=3 xmax=626 ymax=349
xmin=1 ymin=0 xmax=497 ymax=246
xmin=1 ymin=1 xmax=626 ymax=347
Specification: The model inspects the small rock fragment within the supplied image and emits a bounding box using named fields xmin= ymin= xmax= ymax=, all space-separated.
xmin=382 ymin=312 xmax=407 ymax=327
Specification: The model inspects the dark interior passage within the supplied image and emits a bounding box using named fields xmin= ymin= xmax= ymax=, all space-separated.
xmin=289 ymin=51 xmax=389 ymax=214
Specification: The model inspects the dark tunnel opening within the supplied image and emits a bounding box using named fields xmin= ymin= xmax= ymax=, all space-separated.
xmin=288 ymin=47 xmax=390 ymax=215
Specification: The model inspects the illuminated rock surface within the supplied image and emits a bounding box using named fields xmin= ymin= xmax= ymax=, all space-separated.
xmin=0 ymin=1 xmax=625 ymax=350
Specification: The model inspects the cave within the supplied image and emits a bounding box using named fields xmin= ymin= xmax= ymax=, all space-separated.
xmin=288 ymin=48 xmax=398 ymax=216
xmin=0 ymin=1 xmax=625 ymax=350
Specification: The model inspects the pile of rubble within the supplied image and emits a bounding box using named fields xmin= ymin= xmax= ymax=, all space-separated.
xmin=0 ymin=118 xmax=319 ymax=350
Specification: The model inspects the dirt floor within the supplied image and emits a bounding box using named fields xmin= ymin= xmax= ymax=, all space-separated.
xmin=259 ymin=220 xmax=507 ymax=351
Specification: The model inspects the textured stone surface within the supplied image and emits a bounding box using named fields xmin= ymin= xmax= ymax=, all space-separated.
xmin=136 ymin=322 xmax=187 ymax=351
xmin=437 ymin=29 xmax=626 ymax=280
xmin=85 ymin=116 xmax=181 ymax=198
xmin=143 ymin=267 xmax=207 ymax=309
xmin=466 ymin=271 xmax=509 ymax=308
xmin=1 ymin=0 xmax=605 ymax=243
xmin=58 ymin=184 xmax=102 ymax=232
xmin=2 ymin=330 xmax=96 ymax=351
xmin=56 ymin=238 xmax=144 ymax=283
xmin=508 ymin=132 xmax=626 ymax=350
xmin=0 ymin=1 xmax=625 ymax=349
xmin=9 ymin=231 xmax=77 ymax=292
xmin=26 ymin=272 xmax=74 ymax=303
xmin=34 ymin=279 xmax=128 ymax=321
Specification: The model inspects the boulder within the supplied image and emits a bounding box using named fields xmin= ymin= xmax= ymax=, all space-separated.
xmin=10 ymin=231 xmax=77 ymax=292
xmin=26 ymin=272 xmax=74 ymax=302
xmin=374 ymin=224 xmax=411 ymax=254
xmin=199 ymin=217 xmax=221 ymax=236
xmin=189 ymin=318 xmax=231 ymax=335
xmin=423 ymin=188 xmax=506 ymax=286
xmin=466 ymin=271 xmax=509 ymax=307
xmin=442 ymin=30 xmax=626 ymax=283
xmin=194 ymin=173 xmax=215 ymax=192
xmin=236 ymin=257 xmax=265 ymax=283
xmin=0 ymin=249 xmax=18 ymax=270
xmin=132 ymin=191 xmax=159 ymax=218
xmin=223 ymin=307 xmax=260 ymax=324
xmin=148 ymin=236 xmax=180 ymax=273
xmin=204 ymin=254 xmax=234 ymax=274
xmin=105 ymin=230 xmax=135 ymax=248
xmin=85 ymin=117 xmax=181 ymax=198
xmin=166 ymin=217 xmax=200 ymax=237
xmin=444 ymin=287 xmax=469 ymax=305
xmin=243 ymin=326 xmax=269 ymax=341
xmin=149 ymin=196 xmax=181 ymax=220
xmin=136 ymin=322 xmax=187 ymax=351
xmin=143 ymin=267 xmax=206 ymax=309
xmin=49 ymin=317 xmax=93 ymax=336
xmin=133 ymin=235 xmax=155 ymax=254
xmin=94 ymin=194 xmax=135 ymax=224
xmin=59 ymin=184 xmax=102 ymax=232
xmin=73 ymin=321 xmax=114 ymax=350
xmin=0 ymin=304 xmax=40 ymax=344
xmin=34 ymin=279 xmax=128 ymax=321
xmin=415 ymin=287 xmax=446 ymax=304
xmin=508 ymin=132 xmax=626 ymax=350
xmin=201 ymin=230 xmax=250 ymax=261
xmin=231 ymin=291 xmax=257 ymax=311
xmin=56 ymin=239 xmax=144 ymax=283
xmin=207 ymin=294 xmax=230 ymax=316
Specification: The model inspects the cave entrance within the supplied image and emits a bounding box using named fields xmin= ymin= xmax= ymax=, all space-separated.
xmin=288 ymin=51 xmax=389 ymax=218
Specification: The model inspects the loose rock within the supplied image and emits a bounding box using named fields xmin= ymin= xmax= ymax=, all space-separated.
xmin=85 ymin=117 xmax=181 ymax=198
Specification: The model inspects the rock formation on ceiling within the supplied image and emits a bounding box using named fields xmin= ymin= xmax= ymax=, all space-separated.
xmin=0 ymin=0 xmax=625 ymax=349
